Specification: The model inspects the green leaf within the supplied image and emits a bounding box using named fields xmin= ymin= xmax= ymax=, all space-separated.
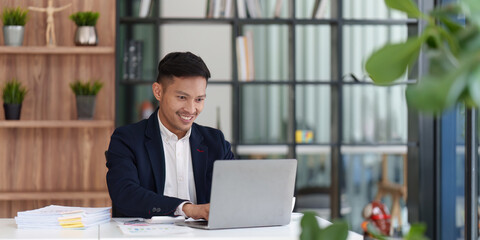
xmin=69 ymin=11 xmax=100 ymax=26
xmin=366 ymin=37 xmax=424 ymax=84
xmin=437 ymin=15 xmax=463 ymax=35
xmin=457 ymin=26 xmax=480 ymax=54
xmin=467 ymin=66 xmax=480 ymax=108
xmin=437 ymin=27 xmax=460 ymax=55
xmin=406 ymin=71 xmax=468 ymax=113
xmin=459 ymin=0 xmax=480 ymax=27
xmin=405 ymin=223 xmax=428 ymax=240
xmin=427 ymin=50 xmax=456 ymax=76
xmin=300 ymin=212 xmax=321 ymax=240
xmin=1 ymin=7 xmax=29 ymax=26
xmin=2 ymin=78 xmax=28 ymax=104
xmin=70 ymin=79 xmax=103 ymax=96
xmin=384 ymin=0 xmax=422 ymax=18
xmin=318 ymin=221 xmax=348 ymax=240
xmin=364 ymin=222 xmax=387 ymax=240
xmin=430 ymin=3 xmax=462 ymax=17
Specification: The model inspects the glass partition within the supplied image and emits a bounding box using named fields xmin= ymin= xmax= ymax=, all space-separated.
xmin=243 ymin=25 xmax=289 ymax=82
xmin=342 ymin=85 xmax=408 ymax=144
xmin=296 ymin=25 xmax=331 ymax=82
xmin=343 ymin=0 xmax=408 ymax=19
xmin=240 ymin=85 xmax=289 ymax=144
xmin=296 ymin=85 xmax=331 ymax=144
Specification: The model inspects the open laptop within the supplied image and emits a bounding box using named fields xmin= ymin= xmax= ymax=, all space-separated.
xmin=176 ymin=159 xmax=297 ymax=230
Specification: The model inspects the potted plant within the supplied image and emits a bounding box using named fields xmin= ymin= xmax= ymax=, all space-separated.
xmin=2 ymin=78 xmax=27 ymax=120
xmin=1 ymin=7 xmax=29 ymax=46
xmin=366 ymin=0 xmax=480 ymax=237
xmin=366 ymin=0 xmax=479 ymax=112
xmin=70 ymin=79 xmax=103 ymax=120
xmin=69 ymin=11 xmax=100 ymax=46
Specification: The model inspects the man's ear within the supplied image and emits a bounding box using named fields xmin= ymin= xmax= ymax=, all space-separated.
xmin=152 ymin=82 xmax=163 ymax=101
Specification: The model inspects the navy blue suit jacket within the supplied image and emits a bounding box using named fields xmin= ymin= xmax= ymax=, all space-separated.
xmin=106 ymin=109 xmax=234 ymax=218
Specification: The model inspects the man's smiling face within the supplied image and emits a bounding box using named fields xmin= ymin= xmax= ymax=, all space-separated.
xmin=154 ymin=76 xmax=207 ymax=138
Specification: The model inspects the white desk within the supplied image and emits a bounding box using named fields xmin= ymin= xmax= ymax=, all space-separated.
xmin=0 ymin=214 xmax=362 ymax=240
xmin=0 ymin=220 xmax=99 ymax=239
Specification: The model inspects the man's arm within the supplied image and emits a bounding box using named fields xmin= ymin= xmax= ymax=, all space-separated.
xmin=220 ymin=130 xmax=235 ymax=160
xmin=106 ymin=127 xmax=185 ymax=218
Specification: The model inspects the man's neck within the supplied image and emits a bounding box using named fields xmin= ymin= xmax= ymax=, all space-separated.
xmin=157 ymin=111 xmax=188 ymax=139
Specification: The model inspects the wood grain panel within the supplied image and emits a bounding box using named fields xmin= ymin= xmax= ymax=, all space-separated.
xmin=0 ymin=0 xmax=115 ymax=218
xmin=0 ymin=120 xmax=114 ymax=128
xmin=0 ymin=55 xmax=114 ymax=120
xmin=0 ymin=0 xmax=115 ymax=47
xmin=0 ymin=128 xmax=112 ymax=191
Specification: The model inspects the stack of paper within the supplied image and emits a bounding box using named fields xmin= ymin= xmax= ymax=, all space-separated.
xmin=15 ymin=205 xmax=111 ymax=229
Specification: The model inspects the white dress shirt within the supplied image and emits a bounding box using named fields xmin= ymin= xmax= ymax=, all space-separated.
xmin=157 ymin=116 xmax=197 ymax=216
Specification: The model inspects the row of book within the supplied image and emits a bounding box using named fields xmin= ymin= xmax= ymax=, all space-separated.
xmin=136 ymin=0 xmax=327 ymax=19
xmin=236 ymin=31 xmax=255 ymax=82
xmin=207 ymin=0 xmax=281 ymax=19
xmin=15 ymin=205 xmax=111 ymax=229
xmin=206 ymin=0 xmax=329 ymax=19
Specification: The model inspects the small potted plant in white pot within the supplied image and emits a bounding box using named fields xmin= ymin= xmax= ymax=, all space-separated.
xmin=2 ymin=78 xmax=28 ymax=120
xmin=1 ymin=7 xmax=29 ymax=46
xmin=69 ymin=11 xmax=100 ymax=46
xmin=70 ymin=79 xmax=103 ymax=120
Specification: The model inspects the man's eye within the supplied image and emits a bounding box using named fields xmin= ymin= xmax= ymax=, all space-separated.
xmin=178 ymin=96 xmax=186 ymax=100
xmin=196 ymin=98 xmax=204 ymax=102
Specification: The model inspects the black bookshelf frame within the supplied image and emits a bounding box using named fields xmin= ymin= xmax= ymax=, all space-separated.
xmin=115 ymin=0 xmax=438 ymax=233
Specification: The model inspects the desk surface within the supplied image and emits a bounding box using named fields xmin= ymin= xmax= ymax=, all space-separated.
xmin=0 ymin=214 xmax=362 ymax=240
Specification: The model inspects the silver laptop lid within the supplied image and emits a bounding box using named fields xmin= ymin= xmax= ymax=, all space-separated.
xmin=208 ymin=159 xmax=297 ymax=229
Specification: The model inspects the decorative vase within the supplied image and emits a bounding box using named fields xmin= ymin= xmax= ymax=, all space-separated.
xmin=3 ymin=103 xmax=22 ymax=120
xmin=75 ymin=95 xmax=96 ymax=120
xmin=74 ymin=26 xmax=98 ymax=46
xmin=3 ymin=26 xmax=25 ymax=46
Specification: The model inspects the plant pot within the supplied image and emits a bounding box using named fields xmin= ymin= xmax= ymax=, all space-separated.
xmin=75 ymin=95 xmax=96 ymax=120
xmin=3 ymin=103 xmax=22 ymax=120
xmin=74 ymin=26 xmax=98 ymax=46
xmin=3 ymin=26 xmax=25 ymax=46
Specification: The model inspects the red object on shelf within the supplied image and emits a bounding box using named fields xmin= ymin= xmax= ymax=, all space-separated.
xmin=362 ymin=200 xmax=392 ymax=236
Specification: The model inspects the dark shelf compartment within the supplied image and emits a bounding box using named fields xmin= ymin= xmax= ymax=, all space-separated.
xmin=119 ymin=17 xmax=417 ymax=26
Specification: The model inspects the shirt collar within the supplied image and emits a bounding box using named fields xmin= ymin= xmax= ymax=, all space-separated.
xmin=157 ymin=113 xmax=192 ymax=142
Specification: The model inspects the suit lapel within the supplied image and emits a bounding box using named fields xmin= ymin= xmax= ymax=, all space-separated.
xmin=144 ymin=109 xmax=166 ymax=194
xmin=190 ymin=124 xmax=208 ymax=203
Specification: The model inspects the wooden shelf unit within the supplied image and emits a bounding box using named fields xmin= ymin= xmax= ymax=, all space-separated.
xmin=0 ymin=120 xmax=114 ymax=128
xmin=0 ymin=191 xmax=110 ymax=201
xmin=0 ymin=0 xmax=115 ymax=218
xmin=0 ymin=46 xmax=114 ymax=54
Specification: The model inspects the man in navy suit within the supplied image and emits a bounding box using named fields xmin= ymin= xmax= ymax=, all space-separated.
xmin=106 ymin=52 xmax=234 ymax=219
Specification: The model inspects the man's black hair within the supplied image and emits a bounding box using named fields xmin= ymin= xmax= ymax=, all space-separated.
xmin=156 ymin=52 xmax=211 ymax=85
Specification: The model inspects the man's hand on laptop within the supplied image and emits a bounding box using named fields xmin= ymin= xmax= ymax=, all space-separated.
xmin=183 ymin=203 xmax=210 ymax=220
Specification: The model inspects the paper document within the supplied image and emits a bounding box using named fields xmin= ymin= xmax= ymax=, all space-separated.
xmin=117 ymin=224 xmax=192 ymax=236
xmin=15 ymin=205 xmax=111 ymax=229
